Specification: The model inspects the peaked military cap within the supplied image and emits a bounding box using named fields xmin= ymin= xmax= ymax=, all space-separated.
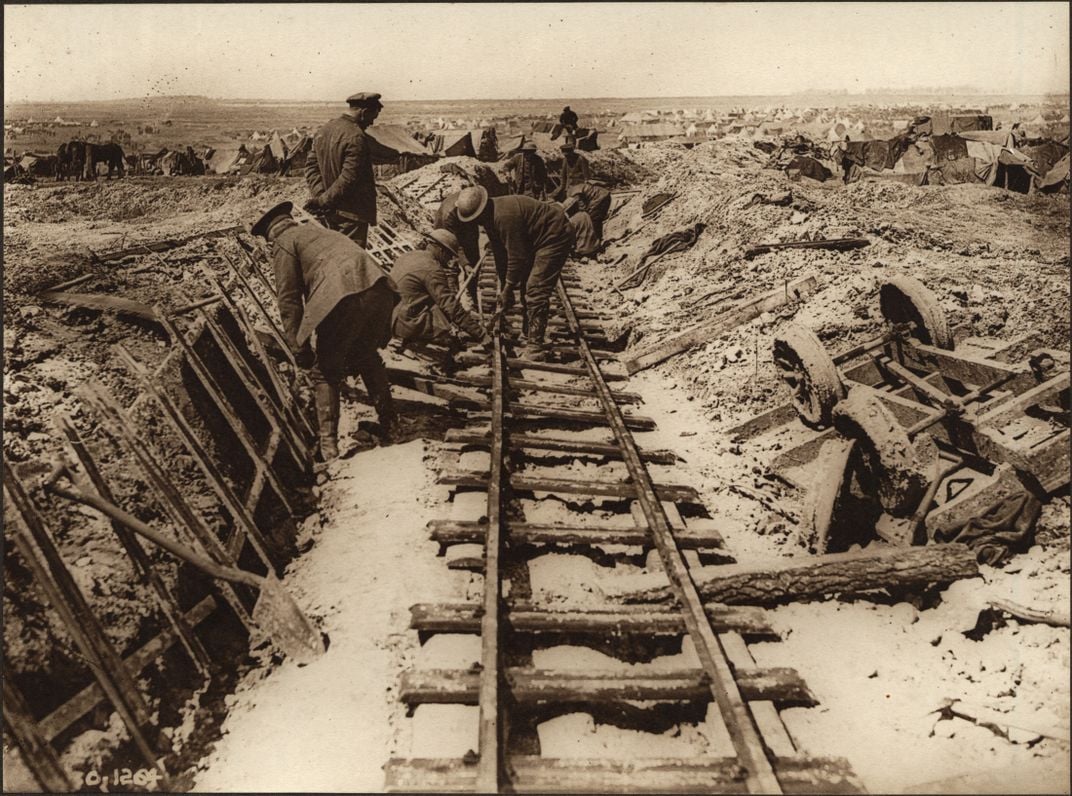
xmin=346 ymin=92 xmax=383 ymax=108
xmin=249 ymin=201 xmax=294 ymax=238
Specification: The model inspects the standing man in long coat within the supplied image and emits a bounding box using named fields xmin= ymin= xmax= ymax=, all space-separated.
xmin=455 ymin=187 xmax=574 ymax=360
xmin=304 ymin=92 xmax=383 ymax=247
xmin=502 ymin=141 xmax=549 ymax=199
xmin=556 ymin=143 xmax=591 ymax=199
xmin=250 ymin=201 xmax=401 ymax=463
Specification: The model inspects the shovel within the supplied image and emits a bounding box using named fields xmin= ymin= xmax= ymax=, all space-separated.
xmin=43 ymin=461 xmax=325 ymax=664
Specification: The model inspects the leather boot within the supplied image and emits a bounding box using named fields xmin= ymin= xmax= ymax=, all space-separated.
xmin=520 ymin=308 xmax=550 ymax=361
xmin=363 ymin=367 xmax=402 ymax=445
xmin=373 ymin=388 xmax=402 ymax=444
xmin=314 ymin=381 xmax=340 ymax=462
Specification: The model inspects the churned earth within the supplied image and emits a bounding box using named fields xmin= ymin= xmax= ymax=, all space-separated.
xmin=3 ymin=138 xmax=1069 ymax=792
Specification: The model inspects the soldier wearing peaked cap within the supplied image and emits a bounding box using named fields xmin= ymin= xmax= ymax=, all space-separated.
xmin=250 ymin=201 xmax=401 ymax=463
xmin=304 ymin=92 xmax=383 ymax=247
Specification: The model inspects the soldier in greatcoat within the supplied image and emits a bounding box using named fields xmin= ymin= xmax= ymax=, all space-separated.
xmin=304 ymin=92 xmax=383 ymax=247
xmin=250 ymin=201 xmax=400 ymax=462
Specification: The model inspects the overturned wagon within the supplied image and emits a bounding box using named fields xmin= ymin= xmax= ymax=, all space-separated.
xmin=738 ymin=276 xmax=1069 ymax=556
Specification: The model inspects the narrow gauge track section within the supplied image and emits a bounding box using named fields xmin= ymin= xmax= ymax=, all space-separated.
xmin=386 ymin=268 xmax=864 ymax=794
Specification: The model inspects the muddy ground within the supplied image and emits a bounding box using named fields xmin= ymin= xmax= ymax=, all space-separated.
xmin=3 ymin=138 xmax=1069 ymax=792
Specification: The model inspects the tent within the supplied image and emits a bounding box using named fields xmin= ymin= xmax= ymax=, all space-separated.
xmin=617 ymin=123 xmax=685 ymax=143
xmin=366 ymin=125 xmax=438 ymax=175
xmin=431 ymin=130 xmax=475 ymax=157
xmin=1037 ymin=154 xmax=1069 ymax=192
xmin=267 ymin=132 xmax=287 ymax=160
xmin=280 ymin=135 xmax=312 ymax=174
xmin=206 ymin=144 xmax=250 ymax=174
xmin=497 ymin=134 xmax=525 ymax=156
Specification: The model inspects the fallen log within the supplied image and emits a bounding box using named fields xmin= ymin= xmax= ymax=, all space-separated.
xmin=38 ymin=291 xmax=160 ymax=322
xmin=744 ymin=237 xmax=870 ymax=260
xmin=988 ymin=598 xmax=1071 ymax=628
xmin=622 ymin=275 xmax=817 ymax=375
xmin=613 ymin=543 xmax=979 ymax=605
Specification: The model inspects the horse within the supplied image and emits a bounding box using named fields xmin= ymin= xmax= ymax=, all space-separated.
xmin=82 ymin=142 xmax=126 ymax=179
xmin=55 ymin=139 xmax=85 ymax=180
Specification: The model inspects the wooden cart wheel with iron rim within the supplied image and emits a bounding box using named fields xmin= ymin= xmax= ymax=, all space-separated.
xmin=802 ymin=437 xmax=858 ymax=553
xmin=831 ymin=388 xmax=933 ymax=517
xmin=879 ymin=276 xmax=954 ymax=350
xmin=773 ymin=323 xmax=846 ymax=429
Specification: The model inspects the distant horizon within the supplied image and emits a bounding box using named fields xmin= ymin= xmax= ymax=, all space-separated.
xmin=6 ymin=89 xmax=1070 ymax=109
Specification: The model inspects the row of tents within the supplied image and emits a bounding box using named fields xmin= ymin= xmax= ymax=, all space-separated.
xmin=834 ymin=127 xmax=1069 ymax=193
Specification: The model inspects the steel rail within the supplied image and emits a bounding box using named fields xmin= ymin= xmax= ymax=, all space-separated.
xmin=476 ymin=334 xmax=507 ymax=791
xmin=555 ymin=280 xmax=782 ymax=795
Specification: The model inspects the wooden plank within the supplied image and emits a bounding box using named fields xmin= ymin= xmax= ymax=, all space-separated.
xmin=455 ymin=351 xmax=628 ymax=380
xmin=218 ymin=249 xmax=295 ymax=367
xmin=744 ymin=238 xmax=870 ymax=259
xmin=212 ymin=275 xmax=316 ymax=441
xmin=400 ymin=667 xmax=815 ymax=707
xmin=195 ymin=302 xmax=311 ymax=466
xmin=159 ymin=314 xmax=296 ymax=518
xmin=623 ymin=276 xmax=817 ymax=375
xmin=58 ymin=413 xmax=211 ymax=677
xmin=467 ymin=405 xmax=653 ymax=431
xmin=901 ymin=341 xmax=1035 ymax=395
xmin=78 ymin=383 xmax=258 ymax=631
xmin=385 ymin=756 xmax=747 ymax=793
xmin=445 ymin=430 xmax=676 ymax=464
xmin=409 ymin=602 xmax=776 ymax=639
xmin=438 ymin=470 xmax=702 ymax=503
xmin=384 ymin=756 xmax=864 ymax=794
xmin=38 ymin=291 xmax=159 ymax=322
xmin=427 ymin=519 xmax=723 ymax=548
xmin=498 ymin=402 xmax=655 ymax=430
xmin=3 ymin=463 xmax=162 ymax=770
xmin=2 ymin=679 xmax=73 ymax=791
xmin=556 ymin=281 xmax=783 ymax=793
xmin=113 ymin=345 xmax=280 ymax=577
xmin=451 ymin=373 xmax=642 ymax=404
xmin=92 ymin=225 xmax=243 ymax=262
xmin=37 ymin=597 xmax=217 ymax=743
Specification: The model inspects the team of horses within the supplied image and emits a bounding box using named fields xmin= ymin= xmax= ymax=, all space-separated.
xmin=55 ymin=140 xmax=127 ymax=180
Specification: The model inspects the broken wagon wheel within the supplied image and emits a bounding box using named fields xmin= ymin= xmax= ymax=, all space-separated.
xmin=803 ymin=437 xmax=856 ymax=553
xmin=831 ymin=388 xmax=932 ymax=517
xmin=879 ymin=276 xmax=953 ymax=350
xmin=772 ymin=323 xmax=845 ymax=429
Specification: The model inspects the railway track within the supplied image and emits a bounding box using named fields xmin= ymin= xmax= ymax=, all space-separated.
xmin=385 ymin=267 xmax=864 ymax=794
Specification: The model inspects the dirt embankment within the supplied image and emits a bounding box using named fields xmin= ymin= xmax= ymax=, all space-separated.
xmin=597 ymin=140 xmax=1069 ymax=428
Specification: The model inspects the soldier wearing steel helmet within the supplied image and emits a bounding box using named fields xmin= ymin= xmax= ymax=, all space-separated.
xmin=250 ymin=201 xmax=401 ymax=463
xmin=390 ymin=229 xmax=489 ymax=346
xmin=454 ymin=186 xmax=574 ymax=360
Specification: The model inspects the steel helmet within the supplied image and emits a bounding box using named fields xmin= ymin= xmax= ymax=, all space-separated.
xmin=424 ymin=228 xmax=460 ymax=256
xmin=456 ymin=186 xmax=489 ymax=222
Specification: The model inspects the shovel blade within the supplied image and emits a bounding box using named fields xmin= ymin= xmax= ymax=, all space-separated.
xmin=252 ymin=573 xmax=325 ymax=665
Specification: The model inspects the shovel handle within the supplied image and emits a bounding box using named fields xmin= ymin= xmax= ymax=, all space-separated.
xmin=43 ymin=464 xmax=262 ymax=589
xmin=455 ymin=254 xmax=485 ymax=301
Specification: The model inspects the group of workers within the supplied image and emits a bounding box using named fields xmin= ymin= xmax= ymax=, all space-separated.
xmin=249 ymin=92 xmax=611 ymax=466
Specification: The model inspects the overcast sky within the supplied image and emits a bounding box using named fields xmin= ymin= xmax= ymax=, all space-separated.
xmin=4 ymin=3 xmax=1069 ymax=103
